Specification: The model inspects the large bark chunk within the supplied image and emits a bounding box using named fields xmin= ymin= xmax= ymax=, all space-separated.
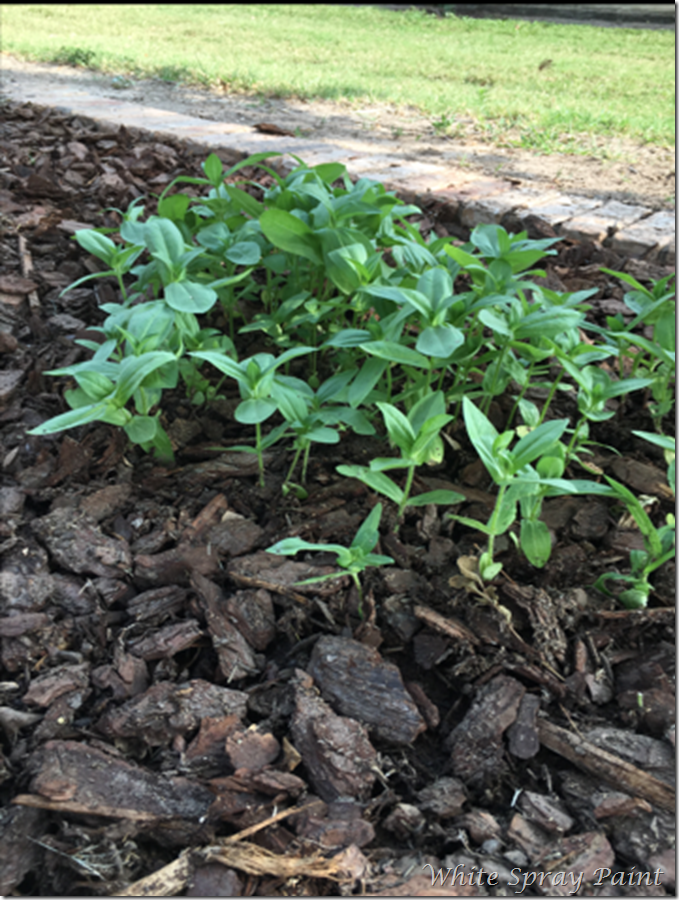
xmin=192 ymin=572 xmax=259 ymax=682
xmin=291 ymin=671 xmax=377 ymax=802
xmin=26 ymin=739 xmax=213 ymax=820
xmin=446 ymin=674 xmax=525 ymax=786
xmin=308 ymin=636 xmax=426 ymax=745
xmin=97 ymin=679 xmax=247 ymax=746
xmin=31 ymin=508 xmax=131 ymax=578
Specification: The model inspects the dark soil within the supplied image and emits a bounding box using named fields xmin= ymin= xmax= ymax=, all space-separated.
xmin=0 ymin=99 xmax=675 ymax=897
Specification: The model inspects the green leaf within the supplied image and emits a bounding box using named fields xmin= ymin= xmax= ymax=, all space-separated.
xmin=362 ymin=552 xmax=395 ymax=567
xmin=632 ymin=431 xmax=675 ymax=452
xmin=470 ymin=223 xmax=507 ymax=259
xmin=351 ymin=503 xmax=383 ymax=554
xmin=267 ymin=536 xmax=331 ymax=556
xmin=323 ymin=329 xmax=371 ymax=348
xmin=444 ymin=243 xmax=480 ymax=270
xmin=203 ymin=152 xmax=224 ymax=186
xmin=515 ymin=309 xmax=583 ymax=339
xmin=518 ymin=399 xmax=540 ymax=428
xmin=208 ymin=268 xmax=254 ymax=291
xmin=224 ymin=150 xmax=284 ymax=183
xmin=536 ymin=455 xmax=565 ymax=479
xmin=305 ymin=426 xmax=340 ymax=444
xmin=73 ymin=370 xmax=115 ymax=401
xmin=416 ymin=323 xmax=464 ymax=358
xmin=448 ymin=513 xmax=492 ymax=535
xmin=124 ymin=415 xmax=158 ymax=445
xmin=520 ymin=519 xmax=552 ymax=567
xmin=312 ymin=161 xmax=346 ymax=184
xmin=360 ymin=340 xmax=429 ymax=369
xmin=618 ymin=588 xmax=649 ymax=609
xmin=259 ymin=209 xmax=321 ymax=265
xmin=462 ymin=397 xmax=503 ymax=482
xmin=618 ymin=332 xmax=675 ymax=367
xmin=224 ymin=185 xmax=264 ymax=218
xmin=274 ymin=345 xmax=316 ymax=369
xmin=224 ymin=241 xmax=261 ymax=266
xmin=74 ymin=229 xmax=117 ymax=265
xmin=165 ymin=280 xmax=217 ymax=313
xmin=479 ymin=308 xmax=511 ymax=336
xmin=113 ymin=352 xmax=176 ymax=406
xmin=604 ymin=476 xmax=662 ymax=557
xmin=27 ymin=401 xmax=111 ymax=435
xmin=408 ymin=390 xmax=446 ymax=432
xmin=275 ymin=385 xmax=310 ymax=423
xmin=368 ymin=457 xmax=409 ymax=472
xmin=416 ymin=267 xmax=453 ymax=305
xmin=377 ymin=402 xmax=416 ymax=454
xmin=410 ymin=418 xmax=454 ymax=463
xmin=360 ymin=284 xmax=424 ymax=310
xmin=337 ymin=465 xmax=404 ymax=504
xmin=480 ymin=560 xmax=503 ymax=580
xmin=603 ymin=375 xmax=655 ymax=398
xmin=145 ymin=217 xmax=185 ymax=268
xmin=510 ymin=418 xmax=569 ymax=471
xmin=495 ymin=493 xmax=518 ymax=534
xmin=190 ymin=350 xmax=243 ymax=381
xmin=235 ymin=397 xmax=277 ymax=424
xmin=600 ymin=267 xmax=646 ymax=294
xmin=157 ymin=192 xmax=190 ymax=221
xmin=325 ymin=245 xmax=364 ymax=294
xmin=348 ymin=357 xmax=387 ymax=407
xmin=407 ymin=489 xmax=465 ymax=507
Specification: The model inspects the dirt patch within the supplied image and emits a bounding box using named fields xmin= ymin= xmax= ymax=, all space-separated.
xmin=1 ymin=54 xmax=676 ymax=212
xmin=0 ymin=98 xmax=675 ymax=896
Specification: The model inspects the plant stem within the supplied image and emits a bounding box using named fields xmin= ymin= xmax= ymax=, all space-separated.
xmin=537 ymin=369 xmax=564 ymax=425
xmin=398 ymin=465 xmax=416 ymax=517
xmin=482 ymin=344 xmax=507 ymax=415
xmin=116 ymin=271 xmax=128 ymax=302
xmin=301 ymin=442 xmax=311 ymax=484
xmin=486 ymin=481 xmax=508 ymax=565
xmin=351 ymin=571 xmax=364 ymax=617
xmin=255 ymin=421 xmax=265 ymax=487
xmin=565 ymin=416 xmax=585 ymax=460
xmin=283 ymin=444 xmax=303 ymax=490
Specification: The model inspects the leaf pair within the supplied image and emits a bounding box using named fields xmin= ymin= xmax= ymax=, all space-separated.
xmin=266 ymin=503 xmax=394 ymax=604
xmin=338 ymin=390 xmax=463 ymax=517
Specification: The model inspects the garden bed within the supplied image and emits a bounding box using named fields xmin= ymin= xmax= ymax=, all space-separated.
xmin=0 ymin=99 xmax=675 ymax=897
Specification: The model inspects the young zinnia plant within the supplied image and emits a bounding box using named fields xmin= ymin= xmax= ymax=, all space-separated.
xmin=265 ymin=503 xmax=393 ymax=608
xmin=338 ymin=389 xmax=464 ymax=519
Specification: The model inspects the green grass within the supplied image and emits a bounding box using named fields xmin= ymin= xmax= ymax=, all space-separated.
xmin=1 ymin=4 xmax=674 ymax=151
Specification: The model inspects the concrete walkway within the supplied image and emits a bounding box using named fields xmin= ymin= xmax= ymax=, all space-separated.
xmin=2 ymin=78 xmax=675 ymax=264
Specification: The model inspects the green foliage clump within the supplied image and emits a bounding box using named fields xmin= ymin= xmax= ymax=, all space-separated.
xmin=29 ymin=152 xmax=675 ymax=609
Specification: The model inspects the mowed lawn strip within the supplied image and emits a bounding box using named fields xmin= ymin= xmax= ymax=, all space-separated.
xmin=1 ymin=4 xmax=674 ymax=150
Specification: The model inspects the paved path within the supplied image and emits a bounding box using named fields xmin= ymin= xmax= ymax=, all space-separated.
xmin=1 ymin=77 xmax=675 ymax=263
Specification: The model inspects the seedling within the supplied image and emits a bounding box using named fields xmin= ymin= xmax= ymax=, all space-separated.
xmin=28 ymin=345 xmax=178 ymax=463
xmin=594 ymin=475 xmax=675 ymax=609
xmin=553 ymin=349 xmax=653 ymax=461
xmin=272 ymin=372 xmax=375 ymax=496
xmin=600 ymin=267 xmax=675 ymax=355
xmin=338 ymin=390 xmax=464 ymax=518
xmin=444 ymin=224 xmax=559 ymax=300
xmin=449 ymin=397 xmax=569 ymax=580
xmin=616 ymin=334 xmax=675 ymax=429
xmin=190 ymin=346 xmax=314 ymax=486
xmin=266 ymin=503 xmax=394 ymax=608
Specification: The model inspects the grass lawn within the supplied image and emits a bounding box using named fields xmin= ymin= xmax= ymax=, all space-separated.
xmin=1 ymin=4 xmax=674 ymax=152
